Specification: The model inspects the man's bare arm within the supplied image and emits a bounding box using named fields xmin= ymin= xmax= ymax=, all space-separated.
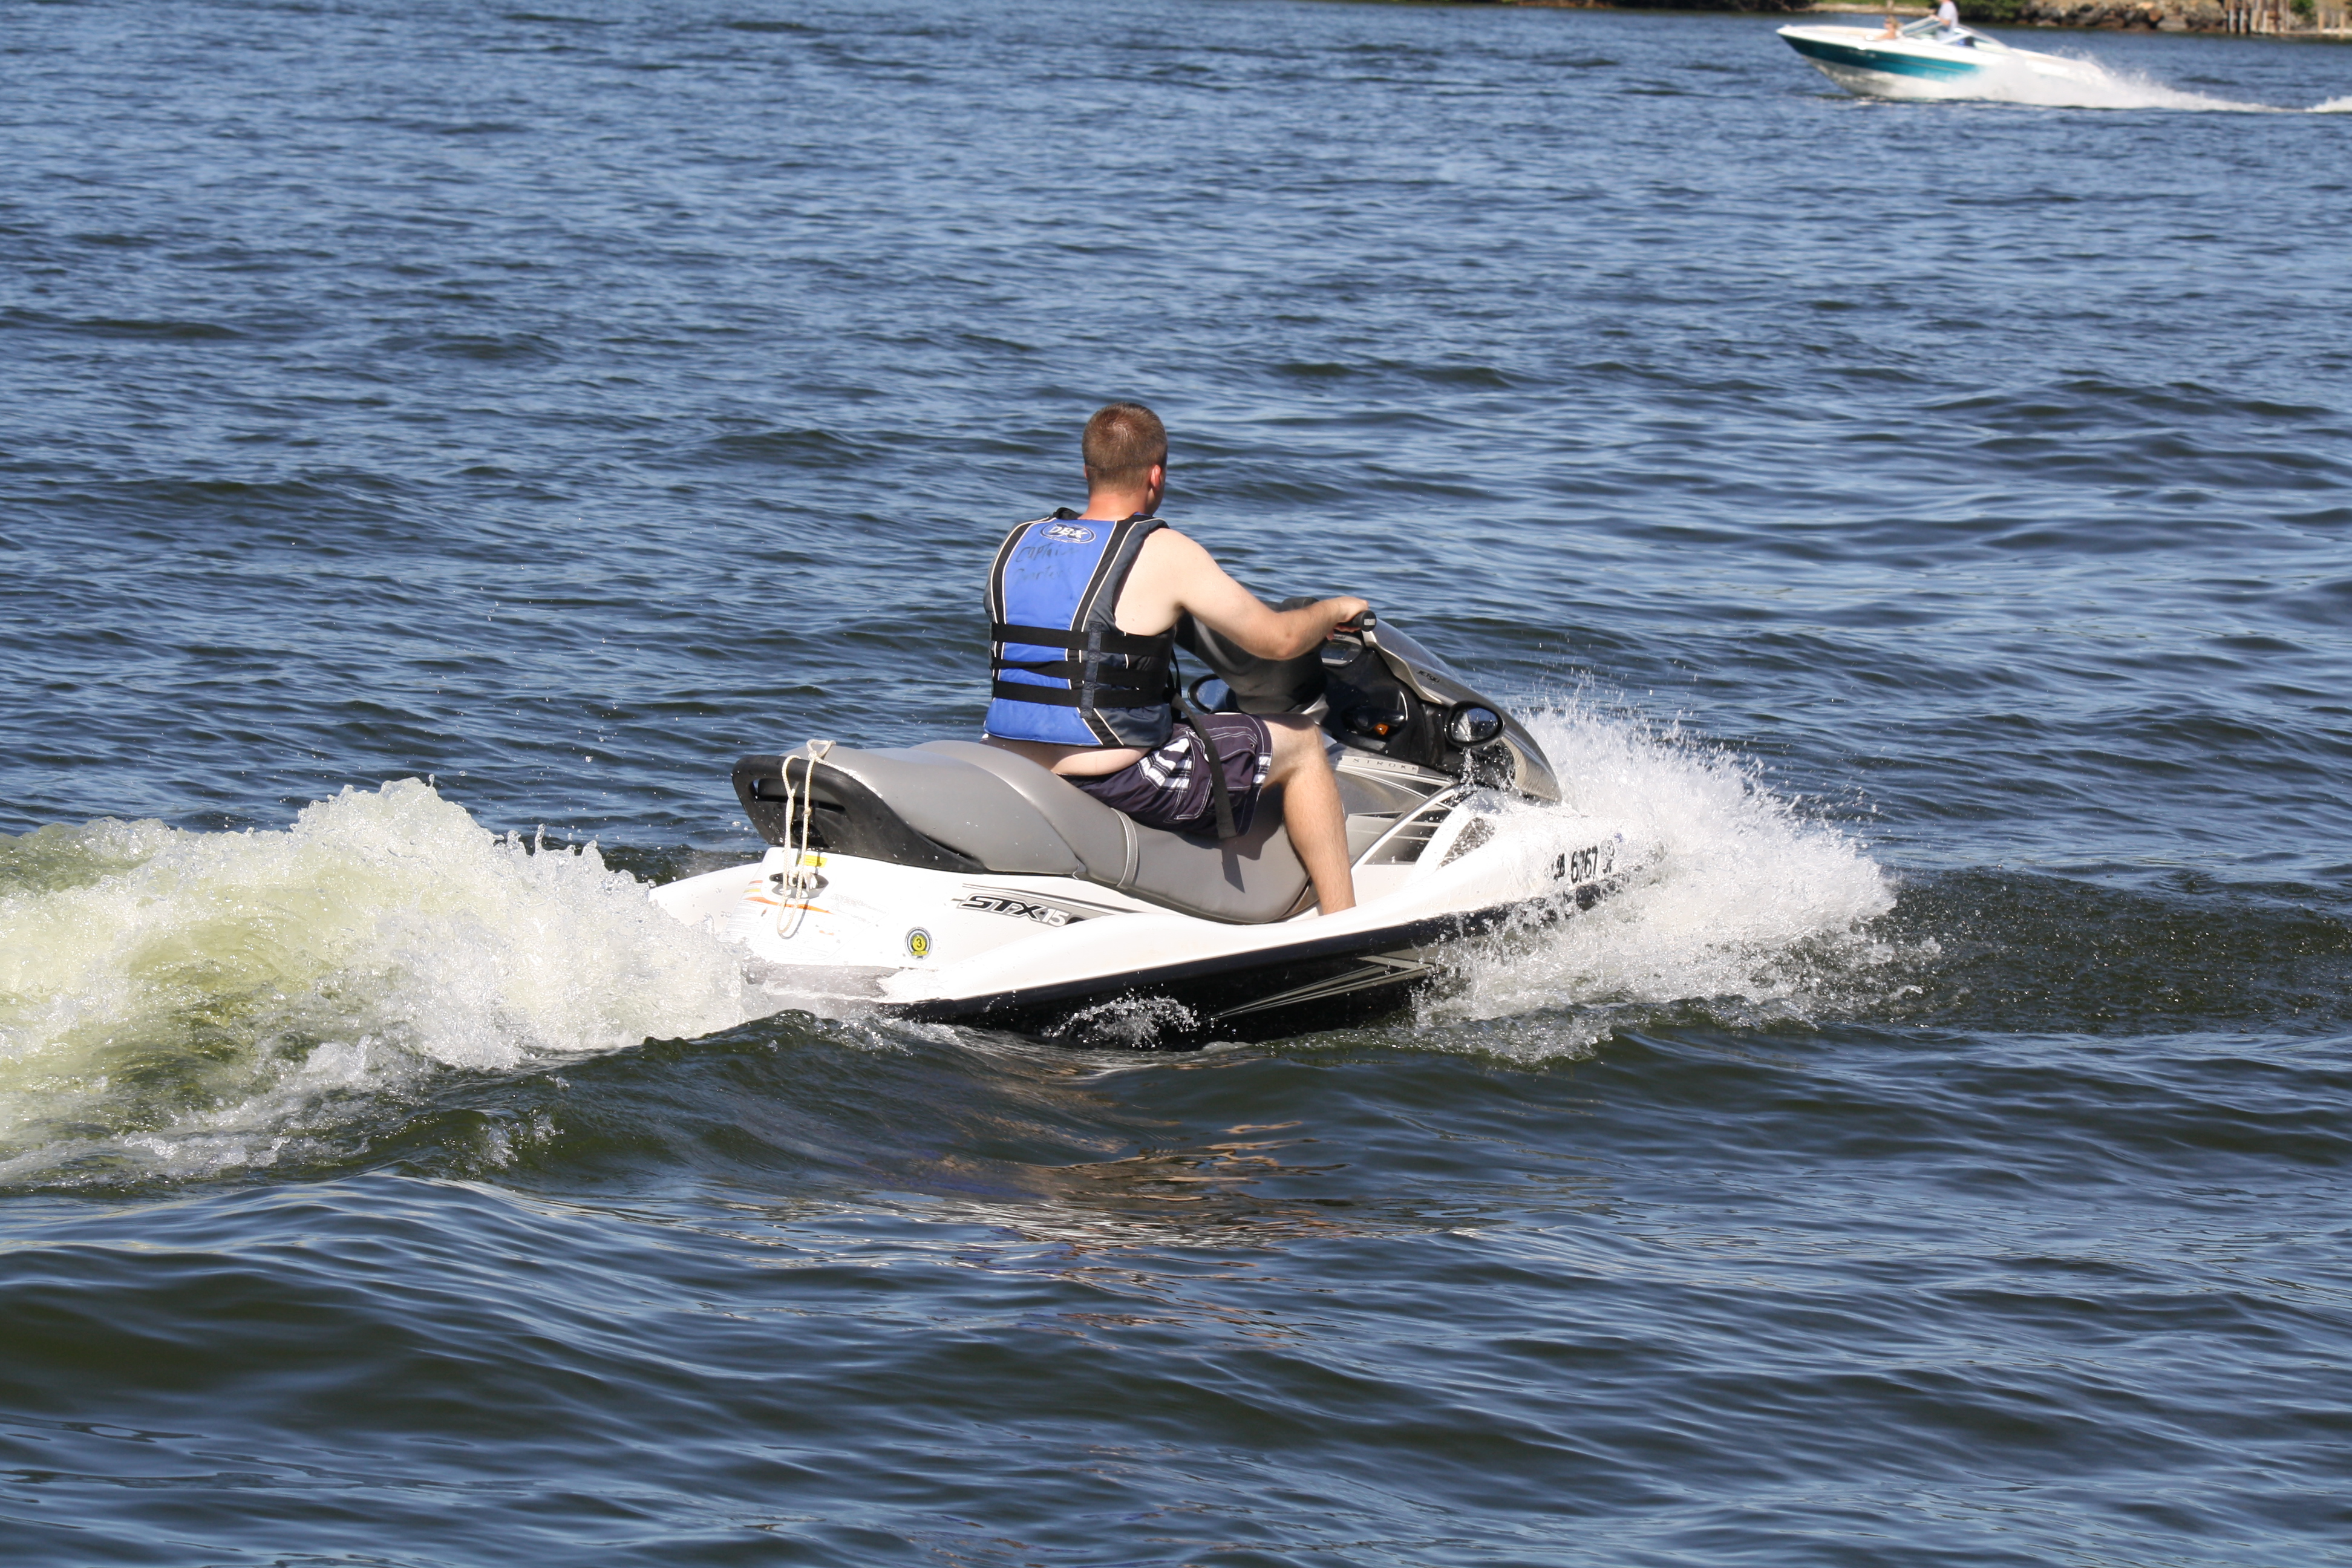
xmin=1119 ymin=530 xmax=1367 ymax=658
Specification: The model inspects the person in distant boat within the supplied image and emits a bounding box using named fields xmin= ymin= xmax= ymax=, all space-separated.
xmin=1877 ymin=11 xmax=1902 ymax=38
xmin=1935 ymin=0 xmax=1963 ymax=34
xmin=981 ymin=402 xmax=1365 ymax=915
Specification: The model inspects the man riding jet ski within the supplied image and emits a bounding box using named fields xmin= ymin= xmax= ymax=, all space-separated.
xmin=979 ymin=402 xmax=1367 ymax=917
xmin=650 ymin=405 xmax=1634 ymax=1047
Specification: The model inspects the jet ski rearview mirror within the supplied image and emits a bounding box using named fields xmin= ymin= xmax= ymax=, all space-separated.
xmin=1446 ymin=704 xmax=1504 ymax=748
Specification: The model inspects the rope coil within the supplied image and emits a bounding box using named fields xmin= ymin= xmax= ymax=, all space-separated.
xmin=774 ymin=739 xmax=834 ymax=939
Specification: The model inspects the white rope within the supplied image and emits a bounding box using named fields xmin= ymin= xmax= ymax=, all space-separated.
xmin=775 ymin=739 xmax=834 ymax=939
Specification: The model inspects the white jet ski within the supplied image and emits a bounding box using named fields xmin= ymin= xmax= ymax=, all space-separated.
xmin=652 ymin=612 xmax=1633 ymax=1048
xmin=1777 ymin=16 xmax=2098 ymax=100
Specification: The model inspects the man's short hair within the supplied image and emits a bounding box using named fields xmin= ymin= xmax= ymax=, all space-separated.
xmin=1082 ymin=402 xmax=1167 ymax=489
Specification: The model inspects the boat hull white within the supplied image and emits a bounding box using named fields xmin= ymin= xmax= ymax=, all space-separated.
xmin=1777 ymin=24 xmax=2097 ymax=102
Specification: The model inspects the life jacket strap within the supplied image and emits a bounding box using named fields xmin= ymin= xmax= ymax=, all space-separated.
xmin=988 ymin=619 xmax=1175 ymax=711
xmin=990 ymin=622 xmax=1171 ymax=656
xmin=990 ymin=678 xmax=1168 ymax=707
xmin=1174 ymin=678 xmax=1239 ymax=841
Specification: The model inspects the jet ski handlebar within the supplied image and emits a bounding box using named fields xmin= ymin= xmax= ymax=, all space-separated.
xmin=1174 ymin=602 xmax=1560 ymax=803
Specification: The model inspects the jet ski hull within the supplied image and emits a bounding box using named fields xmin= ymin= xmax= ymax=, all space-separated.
xmin=893 ymin=887 xmax=1612 ymax=1044
xmin=653 ymin=789 xmax=1628 ymax=1049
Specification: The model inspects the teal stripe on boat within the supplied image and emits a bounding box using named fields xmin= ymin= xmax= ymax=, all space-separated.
xmin=1785 ymin=36 xmax=1985 ymax=82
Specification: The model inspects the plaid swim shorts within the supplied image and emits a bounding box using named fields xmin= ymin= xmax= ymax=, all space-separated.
xmin=1072 ymin=713 xmax=1274 ymax=835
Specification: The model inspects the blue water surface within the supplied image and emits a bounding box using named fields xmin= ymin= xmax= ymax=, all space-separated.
xmin=2 ymin=1 xmax=2348 ymax=1564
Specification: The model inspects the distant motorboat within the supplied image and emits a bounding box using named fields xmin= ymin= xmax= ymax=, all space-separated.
xmin=1777 ymin=16 xmax=2100 ymax=100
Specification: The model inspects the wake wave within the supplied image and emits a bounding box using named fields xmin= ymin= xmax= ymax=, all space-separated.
xmin=1423 ymin=704 xmax=1898 ymax=1057
xmin=1978 ymin=57 xmax=2280 ymax=113
xmin=0 ymin=781 xmax=753 ymax=1187
xmin=1841 ymin=45 xmax=2325 ymax=113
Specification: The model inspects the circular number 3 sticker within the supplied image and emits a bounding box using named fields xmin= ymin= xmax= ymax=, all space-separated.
xmin=905 ymin=928 xmax=932 ymax=959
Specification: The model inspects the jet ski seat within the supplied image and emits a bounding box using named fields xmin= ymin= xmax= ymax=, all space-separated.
xmin=732 ymin=740 xmax=1311 ymax=925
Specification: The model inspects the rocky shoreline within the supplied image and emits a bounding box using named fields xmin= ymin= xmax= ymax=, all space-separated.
xmin=1511 ymin=0 xmax=2352 ymax=35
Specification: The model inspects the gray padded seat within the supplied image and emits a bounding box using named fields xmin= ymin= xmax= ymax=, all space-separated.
xmin=911 ymin=742 xmax=1127 ymax=878
xmin=916 ymin=742 xmax=1308 ymax=925
xmin=797 ymin=745 xmax=1086 ymax=876
xmin=791 ymin=741 xmax=1309 ymax=924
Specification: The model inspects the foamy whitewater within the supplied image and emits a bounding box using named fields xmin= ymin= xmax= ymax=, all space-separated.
xmin=0 ymin=780 xmax=753 ymax=1185
xmin=1835 ymin=41 xmax=2334 ymax=113
xmin=1979 ymin=56 xmax=2278 ymax=113
xmin=0 ymin=715 xmax=1898 ymax=1177
xmin=1426 ymin=705 xmax=1896 ymax=1057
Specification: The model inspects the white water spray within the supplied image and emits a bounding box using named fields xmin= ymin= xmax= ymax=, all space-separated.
xmin=1975 ymin=55 xmax=2282 ymax=112
xmin=0 ymin=780 xmax=754 ymax=1185
xmin=1422 ymin=704 xmax=1898 ymax=1057
xmin=1839 ymin=44 xmax=2332 ymax=113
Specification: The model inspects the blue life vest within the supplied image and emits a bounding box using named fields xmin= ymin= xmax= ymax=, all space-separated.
xmin=984 ymin=511 xmax=1175 ymax=747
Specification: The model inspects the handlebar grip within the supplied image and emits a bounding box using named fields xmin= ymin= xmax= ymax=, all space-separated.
xmin=1341 ymin=609 xmax=1377 ymax=631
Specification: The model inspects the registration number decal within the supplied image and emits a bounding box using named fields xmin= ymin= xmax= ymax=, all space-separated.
xmin=1554 ymin=843 xmax=1612 ymax=883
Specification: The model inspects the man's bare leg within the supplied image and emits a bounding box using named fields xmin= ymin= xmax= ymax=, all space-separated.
xmin=1263 ymin=716 xmax=1355 ymax=914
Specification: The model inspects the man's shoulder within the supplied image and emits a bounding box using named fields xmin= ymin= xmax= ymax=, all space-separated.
xmin=1132 ymin=523 xmax=1212 ymax=569
xmin=1129 ymin=526 xmax=1243 ymax=606
xmin=1137 ymin=520 xmax=1203 ymax=550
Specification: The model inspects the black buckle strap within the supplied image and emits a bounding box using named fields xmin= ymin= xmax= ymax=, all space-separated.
xmin=1173 ymin=678 xmax=1238 ymax=841
xmin=991 ymin=621 xmax=1172 ymax=657
xmin=990 ymin=619 xmax=1175 ymax=714
xmin=995 ymin=656 xmax=1169 ymax=685
xmin=991 ymin=679 xmax=1169 ymax=708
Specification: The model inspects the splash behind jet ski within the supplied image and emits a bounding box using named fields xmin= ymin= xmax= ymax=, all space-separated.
xmin=651 ymin=612 xmax=1632 ymax=1048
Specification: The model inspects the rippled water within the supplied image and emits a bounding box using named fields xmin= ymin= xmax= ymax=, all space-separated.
xmin=4 ymin=1 xmax=2348 ymax=1562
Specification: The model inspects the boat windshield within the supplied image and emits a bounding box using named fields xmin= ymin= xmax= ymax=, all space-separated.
xmin=1896 ymin=15 xmax=2002 ymax=45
